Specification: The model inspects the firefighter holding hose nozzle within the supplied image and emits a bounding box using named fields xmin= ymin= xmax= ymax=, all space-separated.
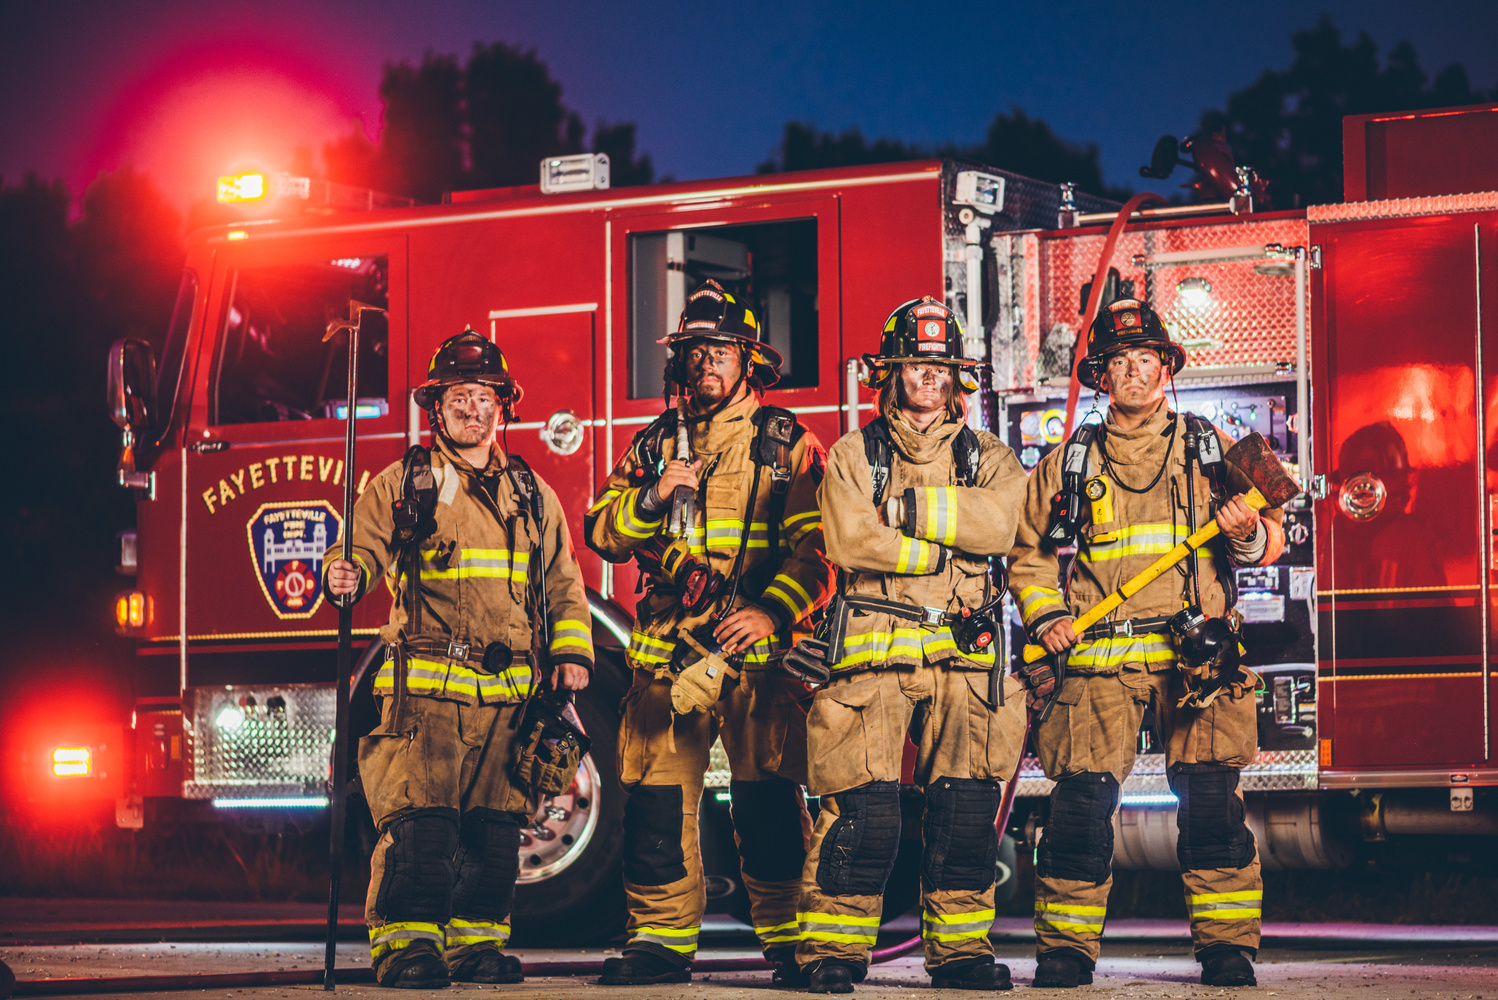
xmin=584 ymin=280 xmax=834 ymax=987
xmin=1007 ymin=299 xmax=1284 ymax=989
xmin=325 ymin=330 xmax=594 ymax=990
xmin=793 ymin=297 xmax=1029 ymax=993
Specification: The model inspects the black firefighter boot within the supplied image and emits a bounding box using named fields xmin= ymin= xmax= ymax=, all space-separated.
xmin=597 ymin=949 xmax=692 ymax=986
xmin=806 ymin=959 xmax=863 ymax=994
xmin=378 ymin=941 xmax=451 ymax=990
xmin=765 ymin=946 xmax=810 ymax=987
xmin=449 ymin=948 xmax=524 ymax=984
xmin=930 ymin=956 xmax=1014 ymax=991
xmin=1199 ymin=945 xmax=1257 ymax=987
xmin=1031 ymin=947 xmax=1095 ymax=988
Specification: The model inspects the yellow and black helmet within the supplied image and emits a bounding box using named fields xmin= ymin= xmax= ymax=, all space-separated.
xmin=1077 ymin=298 xmax=1186 ymax=390
xmin=863 ymin=296 xmax=988 ymax=394
xmin=412 ymin=329 xmax=523 ymax=413
xmin=660 ymin=280 xmax=783 ymax=390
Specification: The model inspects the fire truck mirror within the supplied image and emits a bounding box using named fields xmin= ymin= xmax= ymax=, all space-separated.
xmin=108 ymin=337 xmax=157 ymax=434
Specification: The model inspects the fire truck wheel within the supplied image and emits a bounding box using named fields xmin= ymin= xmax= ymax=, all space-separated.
xmin=509 ymin=653 xmax=629 ymax=946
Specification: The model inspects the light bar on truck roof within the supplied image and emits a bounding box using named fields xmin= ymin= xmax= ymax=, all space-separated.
xmin=218 ymin=172 xmax=267 ymax=203
xmin=540 ymin=153 xmax=610 ymax=194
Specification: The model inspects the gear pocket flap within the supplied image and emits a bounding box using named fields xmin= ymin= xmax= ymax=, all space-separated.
xmin=806 ymin=676 xmax=887 ymax=796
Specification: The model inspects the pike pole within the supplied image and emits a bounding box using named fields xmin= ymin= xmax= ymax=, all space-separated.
xmin=322 ymin=301 xmax=384 ymax=990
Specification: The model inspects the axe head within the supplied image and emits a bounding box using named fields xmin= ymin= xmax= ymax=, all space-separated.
xmin=1224 ymin=432 xmax=1301 ymax=508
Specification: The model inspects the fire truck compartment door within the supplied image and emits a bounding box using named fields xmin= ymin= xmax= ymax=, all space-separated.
xmin=1315 ymin=214 xmax=1492 ymax=769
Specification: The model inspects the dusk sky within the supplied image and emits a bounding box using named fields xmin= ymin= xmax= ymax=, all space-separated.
xmin=5 ymin=1 xmax=1498 ymax=212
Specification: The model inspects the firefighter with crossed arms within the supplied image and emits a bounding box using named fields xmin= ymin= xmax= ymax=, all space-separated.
xmin=326 ymin=331 xmax=594 ymax=990
xmin=795 ymin=297 xmax=1029 ymax=993
xmin=584 ymin=281 xmax=834 ymax=986
xmin=1007 ymin=299 xmax=1284 ymax=989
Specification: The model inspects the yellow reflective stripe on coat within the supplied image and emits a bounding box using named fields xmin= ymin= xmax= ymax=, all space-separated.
xmin=629 ymin=925 xmax=700 ymax=955
xmin=420 ymin=548 xmax=530 ymax=580
xmin=369 ymin=921 xmax=444 ymax=959
xmin=704 ymin=518 xmax=772 ymax=550
xmin=784 ymin=508 xmax=822 ymax=546
xmin=1068 ymin=632 xmax=1177 ymax=669
xmin=1080 ymin=523 xmax=1210 ymax=563
xmin=612 ymin=488 xmax=664 ymax=539
xmin=1034 ymin=901 xmax=1106 ymax=933
xmin=1018 ymin=584 xmax=1066 ymax=619
xmin=443 ymin=918 xmax=511 ymax=948
xmin=1187 ymin=890 xmax=1262 ymax=922
xmin=549 ymin=617 xmax=593 ymax=654
xmin=627 ymin=628 xmax=676 ymax=665
xmin=921 ymin=486 xmax=958 ymax=546
xmin=587 ymin=488 xmax=622 ymax=515
xmin=798 ymin=910 xmax=879 ymax=944
xmin=896 ymin=536 xmax=936 ymax=574
xmin=921 ymin=908 xmax=994 ymax=941
xmin=763 ymin=572 xmax=814 ymax=622
xmin=754 ymin=919 xmax=801 ymax=945
xmin=374 ymin=657 xmax=535 ymax=701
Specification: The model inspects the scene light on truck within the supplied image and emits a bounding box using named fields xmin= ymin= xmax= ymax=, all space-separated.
xmin=1175 ymin=276 xmax=1214 ymax=308
xmin=52 ymin=747 xmax=92 ymax=777
xmin=215 ymin=705 xmax=246 ymax=732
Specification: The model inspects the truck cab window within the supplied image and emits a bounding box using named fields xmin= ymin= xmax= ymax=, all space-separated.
xmin=154 ymin=269 xmax=197 ymax=441
xmin=213 ymin=256 xmax=390 ymax=425
xmin=630 ymin=219 xmax=817 ymax=399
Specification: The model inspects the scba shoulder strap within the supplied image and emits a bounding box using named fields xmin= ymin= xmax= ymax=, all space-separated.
xmin=392 ymin=445 xmax=438 ymax=548
xmin=1183 ymin=412 xmax=1226 ymax=497
xmin=1045 ymin=421 xmax=1100 ymax=546
xmin=861 ymin=416 xmax=981 ymax=506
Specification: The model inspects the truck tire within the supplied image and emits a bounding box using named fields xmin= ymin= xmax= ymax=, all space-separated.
xmin=509 ymin=647 xmax=629 ymax=945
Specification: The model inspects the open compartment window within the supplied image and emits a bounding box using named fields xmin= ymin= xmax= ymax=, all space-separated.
xmin=629 ymin=219 xmax=817 ymax=399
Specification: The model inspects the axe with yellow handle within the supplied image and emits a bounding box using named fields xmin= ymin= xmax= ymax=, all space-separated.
xmin=1019 ymin=431 xmax=1302 ymax=667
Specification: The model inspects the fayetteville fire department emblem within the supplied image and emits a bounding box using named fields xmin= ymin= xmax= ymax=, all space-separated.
xmin=245 ymin=500 xmax=343 ymax=619
xmin=1118 ymin=310 xmax=1138 ymax=327
xmin=917 ymin=318 xmax=944 ymax=352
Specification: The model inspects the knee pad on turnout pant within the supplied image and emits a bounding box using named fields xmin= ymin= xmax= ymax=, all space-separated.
xmin=1037 ymin=772 xmax=1118 ymax=884
xmin=816 ymin=781 xmax=901 ymax=896
xmin=376 ymin=808 xmax=460 ymax=922
xmin=730 ymin=777 xmax=807 ymax=882
xmin=922 ymin=777 xmax=1001 ymax=891
xmin=451 ymin=808 xmax=523 ymax=920
xmin=1168 ymin=763 xmax=1256 ymax=869
xmin=623 ymin=784 xmax=688 ymax=886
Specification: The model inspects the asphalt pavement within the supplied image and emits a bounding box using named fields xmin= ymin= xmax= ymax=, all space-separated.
xmin=1 ymin=902 xmax=1495 ymax=999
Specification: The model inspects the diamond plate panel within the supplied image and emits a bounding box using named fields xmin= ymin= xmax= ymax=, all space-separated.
xmin=183 ymin=684 xmax=335 ymax=799
xmin=1308 ymin=190 xmax=1498 ymax=222
xmin=1001 ymin=216 xmax=1311 ymax=390
xmin=1012 ymin=748 xmax=1318 ymax=798
xmin=704 ymin=737 xmax=731 ymax=789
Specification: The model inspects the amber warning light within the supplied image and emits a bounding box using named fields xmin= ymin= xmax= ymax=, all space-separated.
xmin=217 ymin=172 xmax=312 ymax=204
xmin=115 ymin=590 xmax=146 ymax=632
xmin=52 ymin=747 xmax=92 ymax=777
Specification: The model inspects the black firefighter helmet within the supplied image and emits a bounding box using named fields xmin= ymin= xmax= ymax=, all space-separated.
xmin=660 ymin=280 xmax=783 ymax=392
xmin=1078 ymin=298 xmax=1187 ymax=390
xmin=412 ymin=329 xmax=523 ymax=416
xmin=863 ymin=296 xmax=989 ymax=394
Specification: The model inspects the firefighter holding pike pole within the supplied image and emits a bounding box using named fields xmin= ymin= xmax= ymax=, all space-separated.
xmin=325 ymin=330 xmax=594 ymax=990
xmin=1007 ymin=299 xmax=1289 ymax=989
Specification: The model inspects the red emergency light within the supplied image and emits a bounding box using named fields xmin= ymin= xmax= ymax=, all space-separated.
xmin=217 ymin=172 xmax=267 ymax=203
xmin=51 ymin=747 xmax=92 ymax=778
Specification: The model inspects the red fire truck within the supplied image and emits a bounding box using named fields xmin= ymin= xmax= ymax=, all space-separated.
xmin=67 ymin=101 xmax=1498 ymax=939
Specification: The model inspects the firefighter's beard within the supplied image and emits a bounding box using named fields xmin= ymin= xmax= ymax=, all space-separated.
xmin=688 ymin=360 xmax=743 ymax=409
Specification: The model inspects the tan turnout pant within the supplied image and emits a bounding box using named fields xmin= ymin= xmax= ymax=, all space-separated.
xmin=359 ymin=695 xmax=536 ymax=980
xmin=615 ymin=666 xmax=812 ymax=965
xmin=1033 ymin=664 xmax=1262 ymax=964
xmin=796 ymin=662 xmax=1027 ymax=973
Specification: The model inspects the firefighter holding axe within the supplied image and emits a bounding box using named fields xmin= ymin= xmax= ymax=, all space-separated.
xmin=1007 ymin=299 xmax=1291 ymax=989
